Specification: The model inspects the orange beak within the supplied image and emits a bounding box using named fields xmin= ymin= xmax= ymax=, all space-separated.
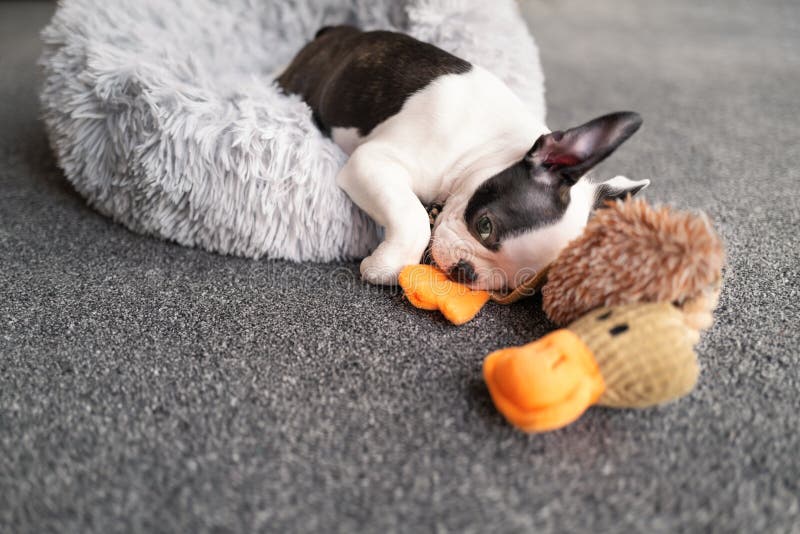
xmin=483 ymin=330 xmax=606 ymax=432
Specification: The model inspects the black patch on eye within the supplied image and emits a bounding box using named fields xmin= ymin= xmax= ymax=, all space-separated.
xmin=596 ymin=310 xmax=613 ymax=320
xmin=609 ymin=324 xmax=629 ymax=336
xmin=277 ymin=26 xmax=472 ymax=137
xmin=464 ymin=162 xmax=570 ymax=249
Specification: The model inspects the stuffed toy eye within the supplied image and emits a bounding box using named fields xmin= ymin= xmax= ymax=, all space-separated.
xmin=476 ymin=216 xmax=493 ymax=241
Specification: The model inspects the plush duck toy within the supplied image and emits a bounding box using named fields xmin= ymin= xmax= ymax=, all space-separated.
xmin=483 ymin=302 xmax=700 ymax=432
xmin=399 ymin=198 xmax=725 ymax=432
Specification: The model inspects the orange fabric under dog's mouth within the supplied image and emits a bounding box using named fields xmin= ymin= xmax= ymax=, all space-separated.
xmin=398 ymin=264 xmax=490 ymax=325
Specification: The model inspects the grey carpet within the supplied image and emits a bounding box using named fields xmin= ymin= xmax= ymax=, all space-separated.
xmin=1 ymin=0 xmax=798 ymax=532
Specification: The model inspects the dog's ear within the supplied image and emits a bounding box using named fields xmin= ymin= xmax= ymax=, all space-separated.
xmin=527 ymin=111 xmax=642 ymax=184
xmin=593 ymin=175 xmax=650 ymax=208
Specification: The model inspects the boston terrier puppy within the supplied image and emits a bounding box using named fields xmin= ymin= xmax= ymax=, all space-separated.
xmin=278 ymin=26 xmax=648 ymax=290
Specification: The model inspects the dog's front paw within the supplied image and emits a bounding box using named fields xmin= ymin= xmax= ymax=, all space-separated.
xmin=360 ymin=241 xmax=424 ymax=286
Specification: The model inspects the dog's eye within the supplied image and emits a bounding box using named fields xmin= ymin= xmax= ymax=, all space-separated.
xmin=476 ymin=216 xmax=493 ymax=241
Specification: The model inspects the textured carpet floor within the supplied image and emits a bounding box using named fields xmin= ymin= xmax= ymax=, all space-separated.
xmin=1 ymin=1 xmax=798 ymax=532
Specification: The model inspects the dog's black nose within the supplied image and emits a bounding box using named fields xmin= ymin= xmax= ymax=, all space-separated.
xmin=451 ymin=260 xmax=477 ymax=283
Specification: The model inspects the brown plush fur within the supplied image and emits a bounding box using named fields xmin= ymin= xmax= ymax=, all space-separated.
xmin=542 ymin=198 xmax=725 ymax=325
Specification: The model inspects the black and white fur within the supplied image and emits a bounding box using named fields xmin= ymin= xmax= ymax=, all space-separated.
xmin=278 ymin=26 xmax=647 ymax=290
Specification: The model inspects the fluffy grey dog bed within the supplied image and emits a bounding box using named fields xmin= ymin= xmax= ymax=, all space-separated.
xmin=40 ymin=0 xmax=545 ymax=261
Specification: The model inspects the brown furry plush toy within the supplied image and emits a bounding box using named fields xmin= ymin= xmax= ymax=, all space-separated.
xmin=541 ymin=198 xmax=725 ymax=330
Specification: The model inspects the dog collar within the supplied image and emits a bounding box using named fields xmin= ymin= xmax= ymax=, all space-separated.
xmin=426 ymin=203 xmax=443 ymax=229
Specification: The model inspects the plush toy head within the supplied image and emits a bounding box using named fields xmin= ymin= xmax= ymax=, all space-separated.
xmin=542 ymin=198 xmax=725 ymax=326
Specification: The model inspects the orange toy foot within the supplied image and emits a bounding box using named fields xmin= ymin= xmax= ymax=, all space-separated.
xmin=483 ymin=330 xmax=606 ymax=432
xmin=398 ymin=264 xmax=490 ymax=325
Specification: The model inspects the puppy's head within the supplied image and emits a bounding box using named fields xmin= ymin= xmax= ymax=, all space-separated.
xmin=431 ymin=111 xmax=647 ymax=290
